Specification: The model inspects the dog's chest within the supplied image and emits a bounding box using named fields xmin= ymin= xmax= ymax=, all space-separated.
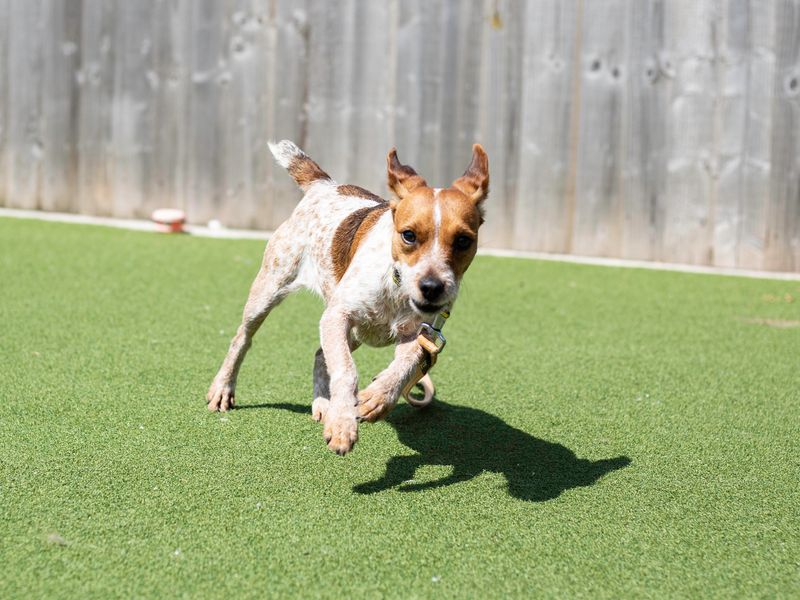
xmin=351 ymin=321 xmax=395 ymax=347
xmin=348 ymin=288 xmax=419 ymax=348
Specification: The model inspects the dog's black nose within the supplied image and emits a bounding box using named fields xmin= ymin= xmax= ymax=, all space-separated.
xmin=419 ymin=277 xmax=445 ymax=302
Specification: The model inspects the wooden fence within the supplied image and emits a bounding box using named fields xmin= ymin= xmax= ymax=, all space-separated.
xmin=1 ymin=0 xmax=799 ymax=272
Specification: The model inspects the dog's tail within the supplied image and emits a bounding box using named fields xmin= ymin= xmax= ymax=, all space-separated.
xmin=268 ymin=140 xmax=332 ymax=192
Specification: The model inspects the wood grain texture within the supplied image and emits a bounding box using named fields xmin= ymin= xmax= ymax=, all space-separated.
xmin=76 ymin=0 xmax=115 ymax=217
xmin=265 ymin=0 xmax=311 ymax=227
xmin=767 ymin=0 xmax=800 ymax=271
xmin=41 ymin=2 xmax=81 ymax=213
xmin=5 ymin=0 xmax=45 ymax=209
xmin=735 ymin=0 xmax=777 ymax=270
xmin=476 ymin=0 xmax=526 ymax=249
xmin=110 ymin=2 xmax=158 ymax=219
xmin=571 ymin=0 xmax=627 ymax=258
xmin=346 ymin=0 xmax=394 ymax=195
xmin=0 ymin=0 xmax=798 ymax=272
xmin=184 ymin=0 xmax=226 ymax=225
xmin=305 ymin=1 xmax=356 ymax=184
xmin=659 ymin=1 xmax=719 ymax=266
xmin=619 ymin=0 xmax=669 ymax=262
xmin=513 ymin=0 xmax=580 ymax=253
xmin=0 ymin=0 xmax=9 ymax=201
xmin=715 ymin=0 xmax=750 ymax=268
xmin=148 ymin=0 xmax=190 ymax=219
xmin=217 ymin=0 xmax=269 ymax=229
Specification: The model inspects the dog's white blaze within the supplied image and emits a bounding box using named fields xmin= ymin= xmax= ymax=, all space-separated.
xmin=432 ymin=188 xmax=443 ymax=256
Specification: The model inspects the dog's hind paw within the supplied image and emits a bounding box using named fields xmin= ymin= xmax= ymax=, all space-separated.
xmin=207 ymin=381 xmax=235 ymax=412
xmin=311 ymin=397 xmax=329 ymax=422
xmin=323 ymin=414 xmax=358 ymax=455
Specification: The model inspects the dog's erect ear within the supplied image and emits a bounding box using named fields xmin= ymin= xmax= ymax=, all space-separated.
xmin=452 ymin=144 xmax=489 ymax=209
xmin=387 ymin=148 xmax=427 ymax=206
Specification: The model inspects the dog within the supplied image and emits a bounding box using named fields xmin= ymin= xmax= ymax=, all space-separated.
xmin=207 ymin=140 xmax=489 ymax=455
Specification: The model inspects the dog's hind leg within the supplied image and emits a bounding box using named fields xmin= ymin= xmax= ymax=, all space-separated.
xmin=207 ymin=233 xmax=301 ymax=411
xmin=311 ymin=348 xmax=330 ymax=422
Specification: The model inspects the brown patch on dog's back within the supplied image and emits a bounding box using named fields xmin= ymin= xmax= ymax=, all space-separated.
xmin=332 ymin=203 xmax=390 ymax=281
xmin=287 ymin=155 xmax=330 ymax=190
xmin=337 ymin=184 xmax=384 ymax=203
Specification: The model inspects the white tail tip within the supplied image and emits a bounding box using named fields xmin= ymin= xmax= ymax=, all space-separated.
xmin=268 ymin=139 xmax=305 ymax=169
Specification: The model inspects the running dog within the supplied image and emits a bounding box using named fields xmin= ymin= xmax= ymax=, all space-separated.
xmin=207 ymin=140 xmax=489 ymax=455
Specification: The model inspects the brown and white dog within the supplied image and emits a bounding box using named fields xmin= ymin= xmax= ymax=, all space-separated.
xmin=207 ymin=140 xmax=489 ymax=455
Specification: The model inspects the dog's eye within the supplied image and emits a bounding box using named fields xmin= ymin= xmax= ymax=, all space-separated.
xmin=401 ymin=230 xmax=416 ymax=244
xmin=453 ymin=235 xmax=473 ymax=251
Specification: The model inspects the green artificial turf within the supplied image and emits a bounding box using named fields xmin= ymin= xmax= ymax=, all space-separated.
xmin=1 ymin=217 xmax=798 ymax=598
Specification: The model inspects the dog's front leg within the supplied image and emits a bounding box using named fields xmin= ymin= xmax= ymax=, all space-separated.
xmin=319 ymin=306 xmax=359 ymax=455
xmin=358 ymin=336 xmax=424 ymax=422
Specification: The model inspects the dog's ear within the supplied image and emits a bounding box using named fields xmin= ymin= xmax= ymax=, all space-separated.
xmin=387 ymin=148 xmax=427 ymax=206
xmin=452 ymin=144 xmax=489 ymax=212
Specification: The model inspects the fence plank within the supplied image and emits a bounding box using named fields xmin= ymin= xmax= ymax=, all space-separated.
xmin=413 ymin=0 xmax=450 ymax=180
xmin=618 ymin=0 xmax=668 ymax=262
xmin=735 ymin=0 xmax=776 ymax=270
xmin=108 ymin=3 xmax=157 ymax=219
xmin=440 ymin=1 xmax=485 ymax=183
xmin=512 ymin=0 xmax=580 ymax=252
xmin=214 ymin=0 xmax=270 ymax=229
xmin=41 ymin=1 xmax=82 ymax=213
xmin=476 ymin=0 xmax=526 ymax=249
xmin=147 ymin=0 xmax=190 ymax=218
xmin=571 ymin=0 xmax=627 ymax=258
xmin=346 ymin=0 xmax=395 ymax=195
xmin=712 ymin=0 xmax=745 ymax=268
xmin=77 ymin=0 xmax=116 ymax=217
xmin=766 ymin=0 xmax=800 ymax=271
xmin=305 ymin=1 xmax=357 ymax=184
xmin=264 ymin=0 xmax=311 ymax=226
xmin=183 ymin=0 xmax=226 ymax=225
xmin=659 ymin=2 xmax=719 ymax=265
xmin=0 ymin=0 xmax=8 ymax=200
xmin=393 ymin=0 xmax=431 ymax=172
xmin=5 ymin=0 xmax=45 ymax=210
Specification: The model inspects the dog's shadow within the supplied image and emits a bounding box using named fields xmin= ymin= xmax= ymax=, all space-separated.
xmin=258 ymin=399 xmax=630 ymax=502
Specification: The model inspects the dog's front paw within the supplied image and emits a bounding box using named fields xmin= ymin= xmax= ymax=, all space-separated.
xmin=358 ymin=386 xmax=396 ymax=422
xmin=311 ymin=397 xmax=329 ymax=422
xmin=323 ymin=414 xmax=358 ymax=455
xmin=207 ymin=380 xmax=235 ymax=412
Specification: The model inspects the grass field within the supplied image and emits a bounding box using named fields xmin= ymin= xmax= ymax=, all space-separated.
xmin=1 ymin=217 xmax=798 ymax=598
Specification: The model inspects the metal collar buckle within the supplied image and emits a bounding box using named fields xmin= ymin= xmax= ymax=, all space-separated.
xmin=419 ymin=322 xmax=447 ymax=352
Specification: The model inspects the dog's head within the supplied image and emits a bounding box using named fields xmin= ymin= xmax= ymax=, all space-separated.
xmin=387 ymin=145 xmax=489 ymax=316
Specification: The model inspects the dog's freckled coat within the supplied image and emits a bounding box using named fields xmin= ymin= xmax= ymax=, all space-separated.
xmin=207 ymin=140 xmax=489 ymax=455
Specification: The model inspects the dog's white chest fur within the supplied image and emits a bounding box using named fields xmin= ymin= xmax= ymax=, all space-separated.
xmin=328 ymin=213 xmax=420 ymax=347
